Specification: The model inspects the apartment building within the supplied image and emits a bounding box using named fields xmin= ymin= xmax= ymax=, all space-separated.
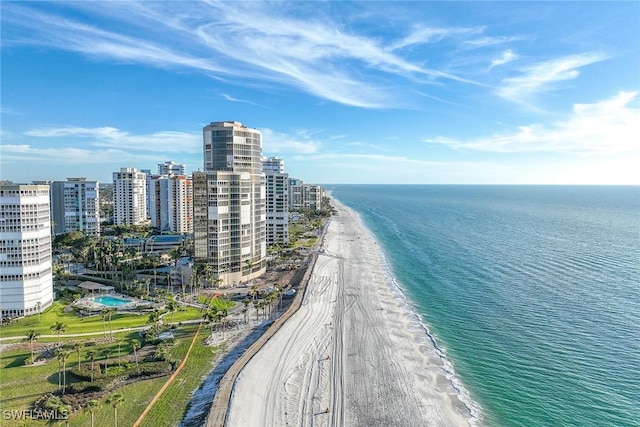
xmin=158 ymin=160 xmax=186 ymax=176
xmin=148 ymin=174 xmax=193 ymax=233
xmin=289 ymin=179 xmax=325 ymax=211
xmin=113 ymin=167 xmax=148 ymax=226
xmin=0 ymin=182 xmax=54 ymax=319
xmin=263 ymin=157 xmax=289 ymax=245
xmin=193 ymin=121 xmax=266 ymax=287
xmin=50 ymin=177 xmax=100 ymax=236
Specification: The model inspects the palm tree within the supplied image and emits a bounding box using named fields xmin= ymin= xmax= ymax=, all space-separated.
xmin=55 ymin=348 xmax=70 ymax=394
xmin=72 ymin=341 xmax=84 ymax=370
xmin=116 ymin=338 xmax=124 ymax=367
xmin=202 ymin=263 xmax=212 ymax=289
xmin=242 ymin=298 xmax=250 ymax=324
xmin=166 ymin=298 xmax=179 ymax=324
xmin=106 ymin=393 xmax=125 ymax=427
xmin=100 ymin=308 xmax=109 ymax=337
xmin=100 ymin=347 xmax=111 ymax=374
xmin=85 ymin=399 xmax=100 ymax=427
xmin=26 ymin=329 xmax=40 ymax=362
xmin=107 ymin=308 xmax=116 ymax=339
xmin=50 ymin=321 xmax=67 ymax=345
xmin=148 ymin=309 xmax=162 ymax=330
xmin=218 ymin=307 xmax=229 ymax=339
xmin=131 ymin=340 xmax=140 ymax=373
xmin=86 ymin=349 xmax=97 ymax=382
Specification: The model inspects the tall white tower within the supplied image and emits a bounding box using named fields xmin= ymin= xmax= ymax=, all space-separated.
xmin=113 ymin=167 xmax=148 ymax=226
xmin=193 ymin=121 xmax=266 ymax=287
xmin=0 ymin=182 xmax=54 ymax=319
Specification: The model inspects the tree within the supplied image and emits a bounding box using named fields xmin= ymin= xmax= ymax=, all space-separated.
xmin=106 ymin=393 xmax=125 ymax=427
xmin=116 ymin=338 xmax=124 ymax=367
xmin=100 ymin=309 xmax=109 ymax=338
xmin=26 ymin=329 xmax=40 ymax=362
xmin=107 ymin=308 xmax=116 ymax=339
xmin=148 ymin=309 xmax=162 ymax=333
xmin=242 ymin=298 xmax=251 ymax=324
xmin=100 ymin=347 xmax=111 ymax=374
xmin=85 ymin=400 xmax=100 ymax=427
xmin=166 ymin=298 xmax=179 ymax=324
xmin=72 ymin=341 xmax=84 ymax=370
xmin=202 ymin=263 xmax=212 ymax=289
xmin=131 ymin=340 xmax=140 ymax=374
xmin=55 ymin=348 xmax=71 ymax=394
xmin=50 ymin=321 xmax=67 ymax=345
xmin=86 ymin=349 xmax=97 ymax=382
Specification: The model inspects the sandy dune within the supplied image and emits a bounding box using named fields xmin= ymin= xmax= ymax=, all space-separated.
xmin=226 ymin=199 xmax=473 ymax=427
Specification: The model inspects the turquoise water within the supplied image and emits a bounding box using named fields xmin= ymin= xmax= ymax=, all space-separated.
xmin=93 ymin=295 xmax=132 ymax=307
xmin=329 ymin=185 xmax=640 ymax=427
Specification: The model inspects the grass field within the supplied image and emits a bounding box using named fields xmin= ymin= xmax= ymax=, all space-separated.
xmin=0 ymin=300 xmax=203 ymax=341
xmin=0 ymin=297 xmax=223 ymax=426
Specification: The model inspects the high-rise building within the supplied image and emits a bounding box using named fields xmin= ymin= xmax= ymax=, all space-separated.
xmin=158 ymin=161 xmax=186 ymax=176
xmin=193 ymin=121 xmax=266 ymax=287
xmin=50 ymin=178 xmax=100 ymax=236
xmin=113 ymin=167 xmax=148 ymax=226
xmin=263 ymin=157 xmax=289 ymax=246
xmin=148 ymin=174 xmax=193 ymax=233
xmin=263 ymin=157 xmax=285 ymax=174
xmin=289 ymin=178 xmax=324 ymax=210
xmin=0 ymin=182 xmax=54 ymax=319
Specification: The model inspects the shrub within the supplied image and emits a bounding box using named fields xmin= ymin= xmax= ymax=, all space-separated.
xmin=136 ymin=361 xmax=173 ymax=377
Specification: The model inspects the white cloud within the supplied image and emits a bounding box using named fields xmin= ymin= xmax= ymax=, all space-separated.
xmin=497 ymin=53 xmax=608 ymax=103
xmin=23 ymin=126 xmax=201 ymax=153
xmin=261 ymin=128 xmax=322 ymax=155
xmin=1 ymin=1 xmax=482 ymax=108
xmin=490 ymin=49 xmax=519 ymax=68
xmin=426 ymin=91 xmax=640 ymax=154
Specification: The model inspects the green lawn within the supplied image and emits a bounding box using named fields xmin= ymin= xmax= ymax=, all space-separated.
xmin=1 ymin=316 xmax=223 ymax=426
xmin=0 ymin=301 xmax=203 ymax=341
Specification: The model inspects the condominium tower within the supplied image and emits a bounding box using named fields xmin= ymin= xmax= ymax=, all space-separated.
xmin=148 ymin=174 xmax=193 ymax=233
xmin=158 ymin=161 xmax=186 ymax=176
xmin=113 ymin=167 xmax=148 ymax=226
xmin=263 ymin=157 xmax=289 ymax=245
xmin=0 ymin=182 xmax=54 ymax=319
xmin=50 ymin=177 xmax=101 ymax=236
xmin=193 ymin=121 xmax=266 ymax=287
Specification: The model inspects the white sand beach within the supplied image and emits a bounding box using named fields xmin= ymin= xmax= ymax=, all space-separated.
xmin=226 ymin=198 xmax=472 ymax=427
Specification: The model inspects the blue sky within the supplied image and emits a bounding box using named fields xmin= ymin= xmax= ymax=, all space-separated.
xmin=1 ymin=1 xmax=639 ymax=185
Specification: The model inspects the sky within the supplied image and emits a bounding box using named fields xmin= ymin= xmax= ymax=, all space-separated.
xmin=1 ymin=1 xmax=639 ymax=185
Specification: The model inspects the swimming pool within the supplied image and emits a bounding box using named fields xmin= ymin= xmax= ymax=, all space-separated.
xmin=93 ymin=295 xmax=133 ymax=307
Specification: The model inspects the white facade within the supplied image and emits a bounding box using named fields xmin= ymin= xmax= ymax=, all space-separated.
xmin=158 ymin=161 xmax=186 ymax=176
xmin=51 ymin=178 xmax=100 ymax=236
xmin=264 ymin=170 xmax=289 ymax=246
xmin=0 ymin=183 xmax=54 ymax=319
xmin=194 ymin=121 xmax=266 ymax=287
xmin=148 ymin=174 xmax=193 ymax=233
xmin=289 ymin=178 xmax=324 ymax=210
xmin=113 ymin=167 xmax=148 ymax=226
xmin=263 ymin=157 xmax=285 ymax=174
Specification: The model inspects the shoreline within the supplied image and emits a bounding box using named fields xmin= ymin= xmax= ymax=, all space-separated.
xmin=225 ymin=197 xmax=475 ymax=426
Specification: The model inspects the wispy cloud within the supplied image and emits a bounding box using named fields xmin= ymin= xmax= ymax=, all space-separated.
xmin=261 ymin=128 xmax=322 ymax=155
xmin=1 ymin=1 xmax=490 ymax=108
xmin=22 ymin=126 xmax=201 ymax=153
xmin=497 ymin=53 xmax=608 ymax=104
xmin=221 ymin=94 xmax=270 ymax=109
xmin=490 ymin=49 xmax=519 ymax=68
xmin=426 ymin=91 xmax=640 ymax=154
xmin=390 ymin=25 xmax=485 ymax=50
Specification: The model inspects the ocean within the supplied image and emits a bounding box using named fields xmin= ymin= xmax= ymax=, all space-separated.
xmin=328 ymin=185 xmax=640 ymax=427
